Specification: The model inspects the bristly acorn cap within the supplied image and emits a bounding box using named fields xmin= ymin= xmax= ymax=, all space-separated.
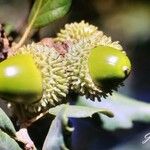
xmin=56 ymin=21 xmax=130 ymax=100
xmin=8 ymin=43 xmax=69 ymax=116
xmin=56 ymin=21 xmax=122 ymax=50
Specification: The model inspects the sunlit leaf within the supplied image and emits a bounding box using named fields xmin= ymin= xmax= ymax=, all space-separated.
xmin=43 ymin=107 xmax=71 ymax=150
xmin=0 ymin=108 xmax=16 ymax=136
xmin=0 ymin=130 xmax=22 ymax=150
xmin=76 ymin=92 xmax=150 ymax=130
xmin=28 ymin=0 xmax=72 ymax=28
xmin=49 ymin=104 xmax=113 ymax=118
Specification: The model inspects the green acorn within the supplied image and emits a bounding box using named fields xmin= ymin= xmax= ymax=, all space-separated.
xmin=88 ymin=46 xmax=131 ymax=94
xmin=0 ymin=54 xmax=42 ymax=103
xmin=8 ymin=43 xmax=69 ymax=115
xmin=56 ymin=21 xmax=131 ymax=99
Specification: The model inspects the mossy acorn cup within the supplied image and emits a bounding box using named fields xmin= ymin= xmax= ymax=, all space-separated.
xmin=88 ymin=46 xmax=131 ymax=93
xmin=0 ymin=54 xmax=43 ymax=104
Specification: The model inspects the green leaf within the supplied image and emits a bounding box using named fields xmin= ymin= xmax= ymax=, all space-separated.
xmin=0 ymin=108 xmax=16 ymax=136
xmin=43 ymin=107 xmax=71 ymax=150
xmin=28 ymin=0 xmax=72 ymax=28
xmin=76 ymin=92 xmax=150 ymax=130
xmin=49 ymin=104 xmax=113 ymax=118
xmin=0 ymin=130 xmax=22 ymax=150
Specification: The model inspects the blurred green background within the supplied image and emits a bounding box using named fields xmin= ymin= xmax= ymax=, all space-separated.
xmin=0 ymin=0 xmax=150 ymax=150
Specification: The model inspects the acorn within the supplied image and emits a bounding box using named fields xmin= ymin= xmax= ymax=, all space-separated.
xmin=88 ymin=46 xmax=131 ymax=94
xmin=8 ymin=43 xmax=69 ymax=115
xmin=56 ymin=21 xmax=131 ymax=99
xmin=0 ymin=54 xmax=42 ymax=103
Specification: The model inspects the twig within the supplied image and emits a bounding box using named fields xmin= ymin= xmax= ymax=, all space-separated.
xmin=20 ymin=110 xmax=49 ymax=128
xmin=12 ymin=0 xmax=43 ymax=50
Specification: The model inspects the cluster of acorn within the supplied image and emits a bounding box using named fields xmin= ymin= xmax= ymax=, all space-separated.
xmin=0 ymin=21 xmax=131 ymax=119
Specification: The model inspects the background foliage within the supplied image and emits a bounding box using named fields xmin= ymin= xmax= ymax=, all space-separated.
xmin=0 ymin=0 xmax=150 ymax=150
